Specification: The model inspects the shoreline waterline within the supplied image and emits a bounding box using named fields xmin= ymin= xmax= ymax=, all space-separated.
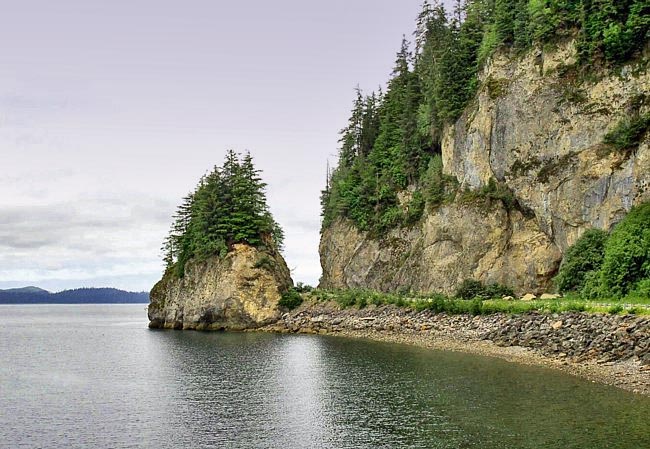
xmin=258 ymin=301 xmax=650 ymax=396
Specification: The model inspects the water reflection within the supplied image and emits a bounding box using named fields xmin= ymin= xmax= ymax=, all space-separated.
xmin=2 ymin=306 xmax=650 ymax=449
xmin=150 ymin=331 xmax=650 ymax=449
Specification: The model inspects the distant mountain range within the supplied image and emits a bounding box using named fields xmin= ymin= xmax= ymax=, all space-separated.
xmin=0 ymin=287 xmax=149 ymax=304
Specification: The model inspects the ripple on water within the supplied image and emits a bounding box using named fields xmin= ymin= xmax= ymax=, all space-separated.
xmin=1 ymin=304 xmax=649 ymax=449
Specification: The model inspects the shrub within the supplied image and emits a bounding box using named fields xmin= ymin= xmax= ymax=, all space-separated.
xmin=603 ymin=114 xmax=650 ymax=153
xmin=483 ymin=283 xmax=515 ymax=299
xmin=608 ymin=304 xmax=624 ymax=315
xmin=455 ymin=279 xmax=486 ymax=300
xmin=469 ymin=298 xmax=483 ymax=316
xmin=278 ymin=289 xmax=303 ymax=310
xmin=294 ymin=282 xmax=313 ymax=293
xmin=405 ymin=190 xmax=425 ymax=225
xmin=482 ymin=178 xmax=516 ymax=210
xmin=459 ymin=178 xmax=516 ymax=211
xmin=628 ymin=278 xmax=650 ymax=300
xmin=555 ymin=229 xmax=609 ymax=293
xmin=455 ymin=279 xmax=514 ymax=300
xmin=600 ymin=203 xmax=650 ymax=296
xmin=335 ymin=289 xmax=359 ymax=308
xmin=561 ymin=86 xmax=588 ymax=105
xmin=485 ymin=76 xmax=509 ymax=100
xmin=424 ymin=294 xmax=454 ymax=314
xmin=537 ymin=152 xmax=576 ymax=184
xmin=580 ymin=270 xmax=606 ymax=300
xmin=253 ymin=255 xmax=275 ymax=271
xmin=368 ymin=291 xmax=385 ymax=307
xmin=309 ymin=288 xmax=331 ymax=302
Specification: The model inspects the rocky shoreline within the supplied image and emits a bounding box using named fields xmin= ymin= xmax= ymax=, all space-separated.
xmin=260 ymin=301 xmax=650 ymax=396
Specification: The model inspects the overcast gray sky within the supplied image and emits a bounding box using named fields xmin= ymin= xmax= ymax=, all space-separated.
xmin=0 ymin=0 xmax=430 ymax=292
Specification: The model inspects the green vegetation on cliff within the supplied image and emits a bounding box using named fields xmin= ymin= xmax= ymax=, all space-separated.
xmin=321 ymin=0 xmax=650 ymax=234
xmin=162 ymin=151 xmax=284 ymax=276
xmin=604 ymin=113 xmax=650 ymax=153
xmin=557 ymin=202 xmax=650 ymax=298
xmin=555 ymin=229 xmax=609 ymax=293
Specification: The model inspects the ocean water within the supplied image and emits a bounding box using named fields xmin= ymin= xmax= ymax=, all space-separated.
xmin=1 ymin=304 xmax=649 ymax=449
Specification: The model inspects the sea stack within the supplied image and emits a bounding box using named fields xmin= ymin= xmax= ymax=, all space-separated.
xmin=148 ymin=243 xmax=292 ymax=330
xmin=148 ymin=150 xmax=293 ymax=330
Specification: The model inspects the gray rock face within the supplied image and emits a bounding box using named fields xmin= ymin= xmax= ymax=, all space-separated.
xmin=444 ymin=41 xmax=650 ymax=250
xmin=148 ymin=244 xmax=293 ymax=330
xmin=320 ymin=41 xmax=650 ymax=295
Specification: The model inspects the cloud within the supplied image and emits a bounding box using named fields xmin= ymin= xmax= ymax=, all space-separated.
xmin=283 ymin=218 xmax=322 ymax=233
xmin=0 ymin=193 xmax=175 ymax=290
xmin=0 ymin=93 xmax=70 ymax=112
xmin=0 ymin=181 xmax=324 ymax=289
xmin=0 ymin=197 xmax=173 ymax=249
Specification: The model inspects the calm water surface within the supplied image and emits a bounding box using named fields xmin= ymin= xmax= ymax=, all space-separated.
xmin=1 ymin=305 xmax=649 ymax=448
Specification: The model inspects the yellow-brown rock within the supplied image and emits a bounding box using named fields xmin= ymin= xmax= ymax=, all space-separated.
xmin=148 ymin=244 xmax=293 ymax=330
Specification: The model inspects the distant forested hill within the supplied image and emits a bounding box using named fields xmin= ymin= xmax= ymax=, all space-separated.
xmin=0 ymin=287 xmax=149 ymax=304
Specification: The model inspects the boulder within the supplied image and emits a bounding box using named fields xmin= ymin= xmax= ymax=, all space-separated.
xmin=541 ymin=293 xmax=562 ymax=300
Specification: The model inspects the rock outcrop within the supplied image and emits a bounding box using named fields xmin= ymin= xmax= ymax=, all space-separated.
xmin=320 ymin=41 xmax=650 ymax=295
xmin=320 ymin=206 xmax=560 ymax=295
xmin=148 ymin=244 xmax=293 ymax=330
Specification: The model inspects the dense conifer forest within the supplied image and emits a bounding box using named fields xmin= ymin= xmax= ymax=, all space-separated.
xmin=162 ymin=151 xmax=283 ymax=276
xmin=320 ymin=0 xmax=650 ymax=234
xmin=0 ymin=287 xmax=149 ymax=304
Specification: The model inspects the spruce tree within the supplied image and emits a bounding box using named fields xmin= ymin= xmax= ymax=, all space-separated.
xmin=162 ymin=151 xmax=281 ymax=276
xmin=415 ymin=0 xmax=450 ymax=143
xmin=321 ymin=0 xmax=649 ymax=235
xmin=494 ymin=0 xmax=515 ymax=44
xmin=339 ymin=87 xmax=365 ymax=168
xmin=359 ymin=91 xmax=381 ymax=157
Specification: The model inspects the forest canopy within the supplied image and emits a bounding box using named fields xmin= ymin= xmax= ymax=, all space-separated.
xmin=162 ymin=150 xmax=283 ymax=277
xmin=320 ymin=0 xmax=650 ymax=234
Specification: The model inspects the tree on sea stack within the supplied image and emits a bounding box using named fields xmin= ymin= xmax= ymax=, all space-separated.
xmin=162 ymin=149 xmax=284 ymax=276
xmin=149 ymin=151 xmax=293 ymax=331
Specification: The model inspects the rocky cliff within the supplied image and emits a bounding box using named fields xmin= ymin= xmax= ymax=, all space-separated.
xmin=148 ymin=244 xmax=293 ymax=330
xmin=320 ymin=41 xmax=650 ymax=295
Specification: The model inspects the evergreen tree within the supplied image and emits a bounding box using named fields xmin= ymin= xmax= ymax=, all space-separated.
xmin=415 ymin=0 xmax=451 ymax=143
xmin=162 ymin=151 xmax=282 ymax=276
xmin=359 ymin=91 xmax=381 ymax=157
xmin=494 ymin=0 xmax=515 ymax=44
xmin=371 ymin=36 xmax=422 ymax=188
xmin=321 ymin=0 xmax=649 ymax=235
xmin=512 ymin=0 xmax=531 ymax=49
xmin=338 ymin=87 xmax=365 ymax=168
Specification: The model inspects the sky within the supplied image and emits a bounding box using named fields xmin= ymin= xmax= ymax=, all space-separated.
xmin=0 ymin=0 xmax=431 ymax=292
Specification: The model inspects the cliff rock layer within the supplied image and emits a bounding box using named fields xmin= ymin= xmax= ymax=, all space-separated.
xmin=148 ymin=244 xmax=293 ymax=330
xmin=320 ymin=42 xmax=650 ymax=295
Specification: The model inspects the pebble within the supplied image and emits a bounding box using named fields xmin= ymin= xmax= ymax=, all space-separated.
xmin=260 ymin=301 xmax=650 ymax=395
